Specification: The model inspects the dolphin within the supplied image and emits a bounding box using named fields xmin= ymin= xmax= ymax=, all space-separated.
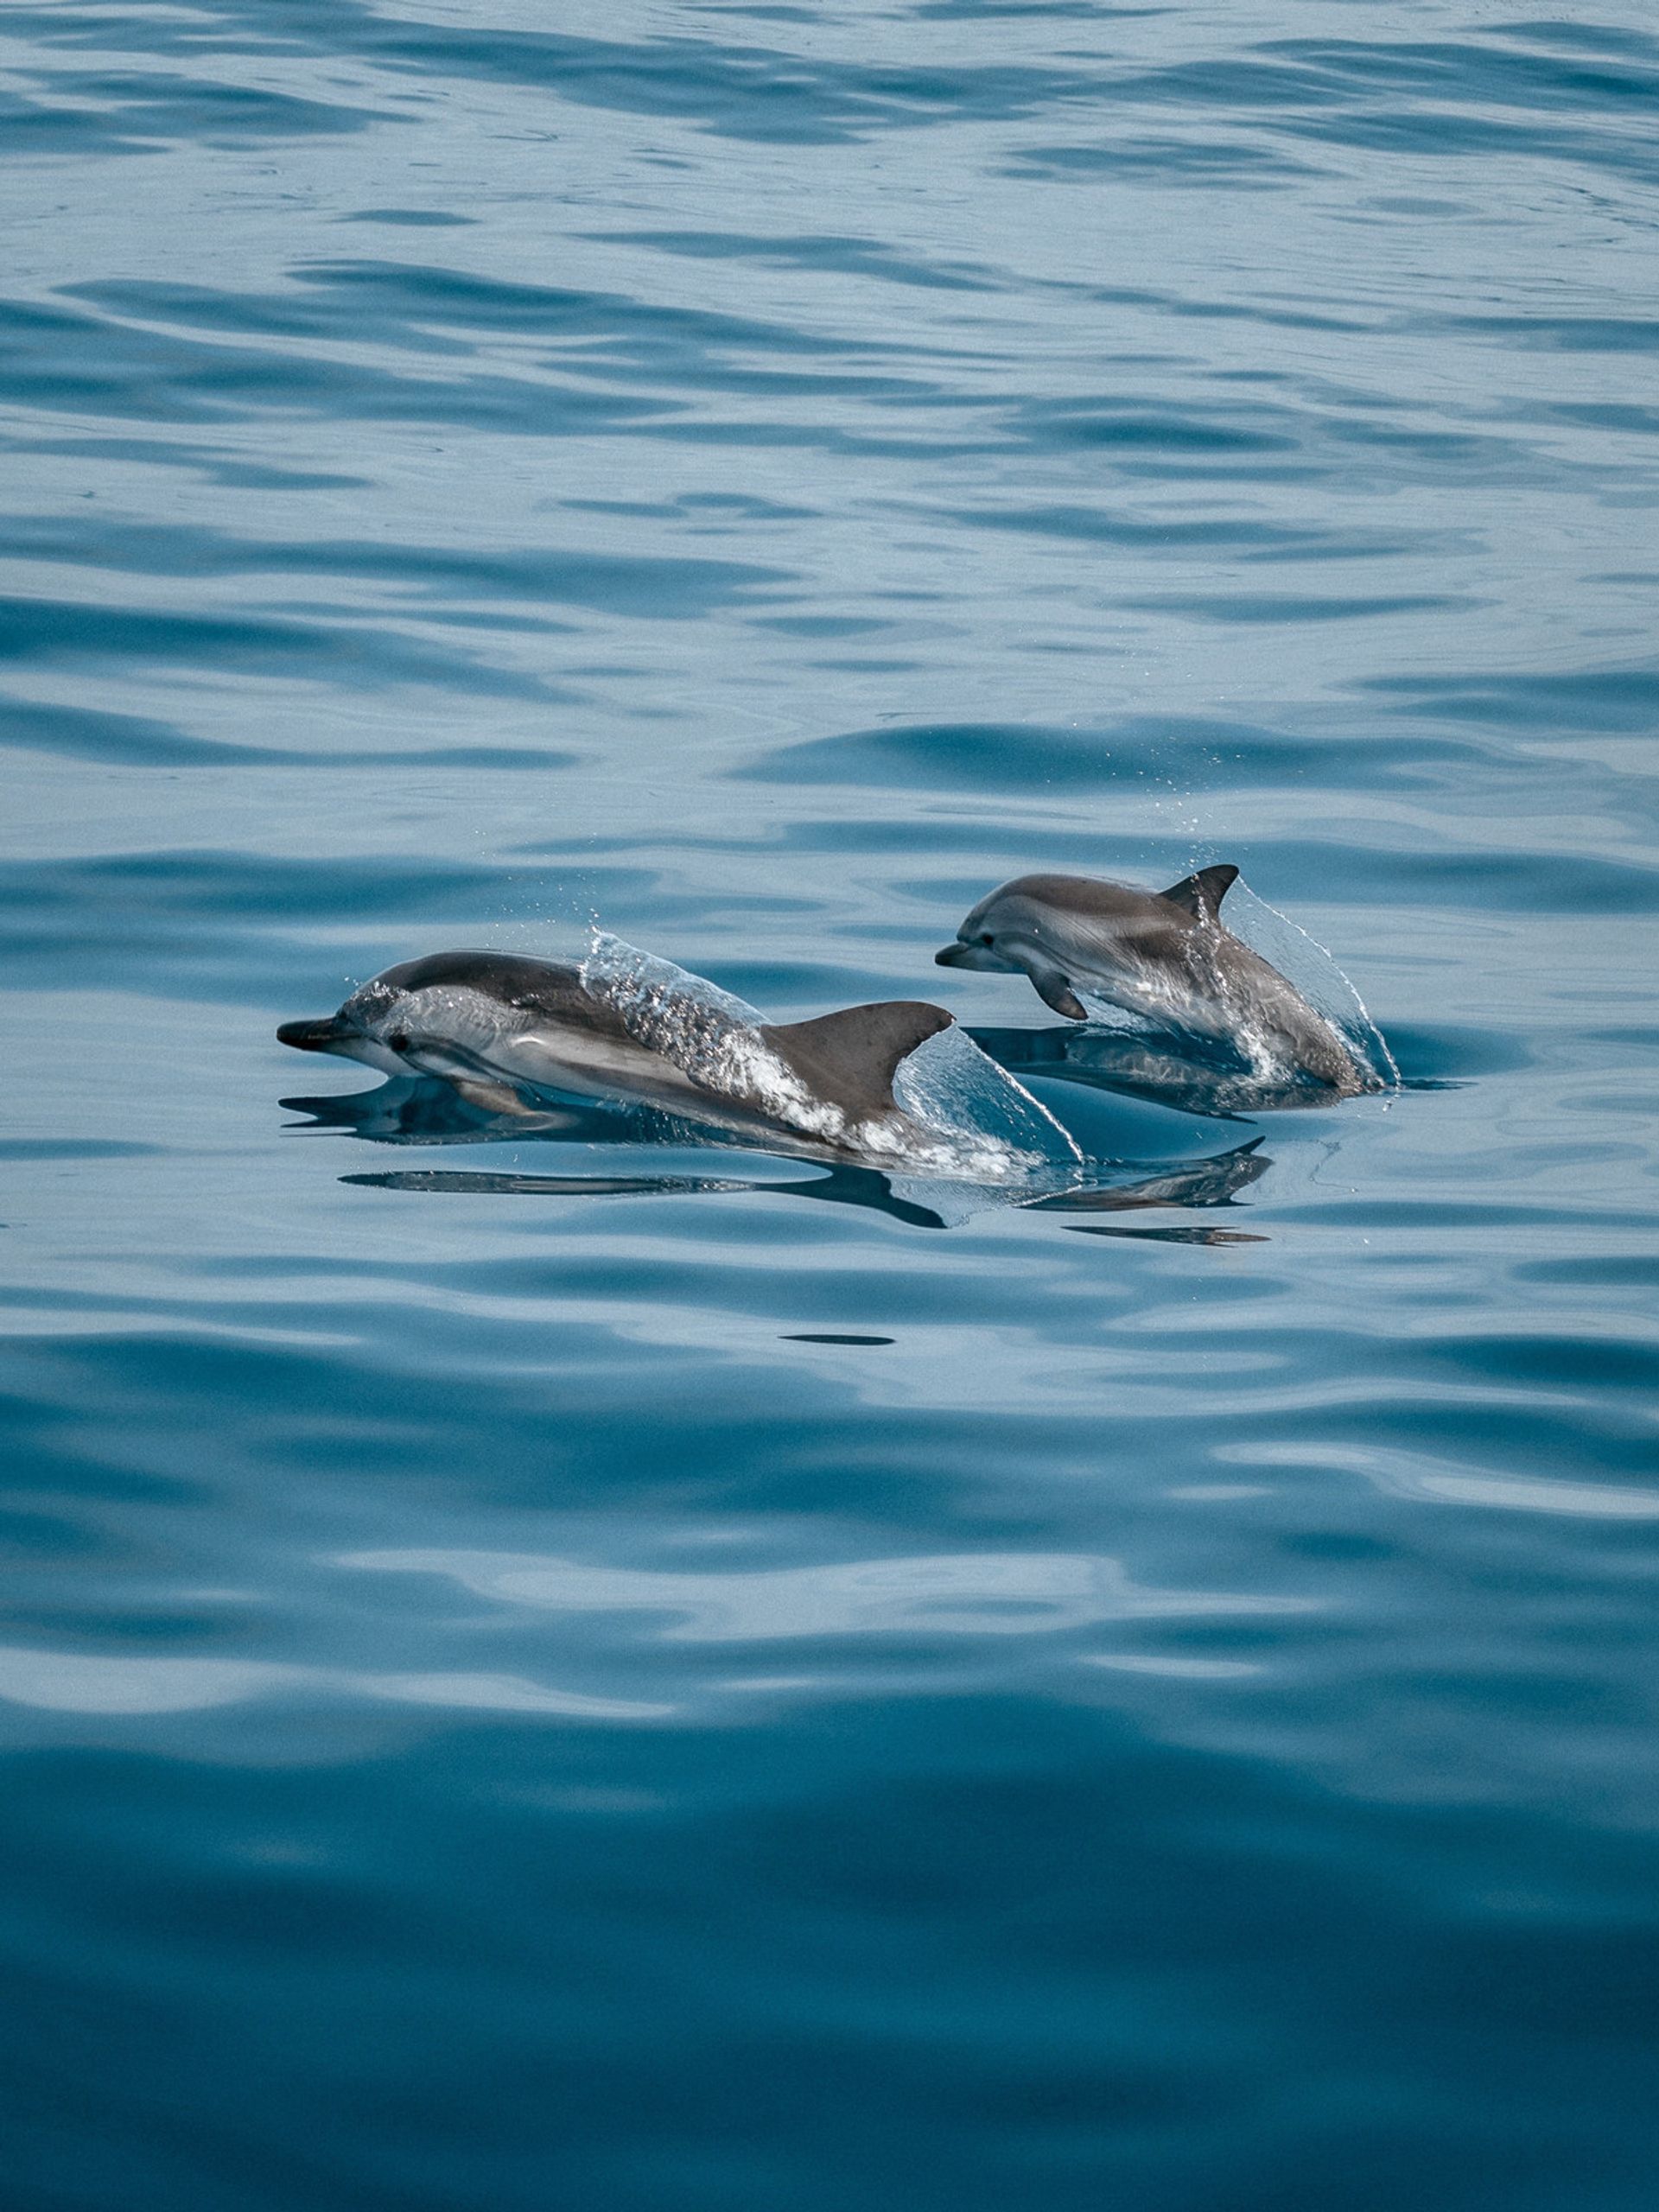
xmin=277 ymin=950 xmax=955 ymax=1158
xmin=936 ymin=867 xmax=1366 ymax=1095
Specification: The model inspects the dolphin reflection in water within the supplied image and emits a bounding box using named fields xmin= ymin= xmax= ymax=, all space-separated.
xmin=969 ymin=1024 xmax=1345 ymax=1120
xmin=282 ymin=1074 xmax=1273 ymax=1236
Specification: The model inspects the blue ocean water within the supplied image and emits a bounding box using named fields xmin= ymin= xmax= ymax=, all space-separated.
xmin=3 ymin=1 xmax=1658 ymax=2204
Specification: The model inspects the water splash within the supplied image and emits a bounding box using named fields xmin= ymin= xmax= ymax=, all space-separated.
xmin=581 ymin=931 xmax=1084 ymax=1183
xmin=893 ymin=1020 xmax=1084 ymax=1184
xmin=1224 ymin=882 xmax=1400 ymax=1091
xmin=581 ymin=929 xmax=763 ymax=1078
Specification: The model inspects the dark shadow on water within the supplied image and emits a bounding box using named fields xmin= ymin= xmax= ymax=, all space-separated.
xmin=337 ymin=1149 xmax=1269 ymax=1232
xmin=340 ymin=1161 xmax=958 ymax=1230
xmin=1065 ymin=1224 xmax=1270 ymax=1246
xmin=780 ymin=1333 xmax=897 ymax=1345
xmin=284 ymin=1077 xmax=1275 ymax=1234
xmin=1025 ymin=1139 xmax=1269 ymax=1212
xmin=343 ymin=1168 xmax=753 ymax=1198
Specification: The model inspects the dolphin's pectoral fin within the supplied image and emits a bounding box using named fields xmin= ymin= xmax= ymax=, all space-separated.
xmin=758 ymin=1001 xmax=954 ymax=1118
xmin=1025 ymin=962 xmax=1090 ymax=1022
xmin=1160 ymin=863 xmax=1239 ymax=922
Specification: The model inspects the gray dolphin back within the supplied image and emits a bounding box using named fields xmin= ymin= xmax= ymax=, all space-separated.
xmin=375 ymin=950 xmax=630 ymax=1035
xmin=757 ymin=1001 xmax=953 ymax=1122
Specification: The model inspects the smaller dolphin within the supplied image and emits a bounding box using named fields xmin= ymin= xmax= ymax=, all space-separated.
xmin=278 ymin=950 xmax=954 ymax=1159
xmin=936 ymin=867 xmax=1366 ymax=1095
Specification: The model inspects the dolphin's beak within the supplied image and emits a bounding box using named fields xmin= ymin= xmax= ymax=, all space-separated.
xmin=277 ymin=1016 xmax=351 ymax=1052
xmin=935 ymin=941 xmax=1009 ymax=972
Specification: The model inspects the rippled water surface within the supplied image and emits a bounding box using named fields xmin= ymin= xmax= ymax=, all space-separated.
xmin=5 ymin=3 xmax=1659 ymax=2205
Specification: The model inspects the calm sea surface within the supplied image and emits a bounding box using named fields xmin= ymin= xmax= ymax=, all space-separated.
xmin=4 ymin=3 xmax=1658 ymax=2205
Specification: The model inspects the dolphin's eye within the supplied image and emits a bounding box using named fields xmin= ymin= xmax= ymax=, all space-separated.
xmin=980 ymin=933 xmax=995 ymax=945
xmin=388 ymin=1031 xmax=410 ymax=1053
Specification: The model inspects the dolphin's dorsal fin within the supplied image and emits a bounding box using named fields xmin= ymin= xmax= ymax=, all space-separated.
xmin=758 ymin=1001 xmax=953 ymax=1120
xmin=1160 ymin=864 xmax=1238 ymax=921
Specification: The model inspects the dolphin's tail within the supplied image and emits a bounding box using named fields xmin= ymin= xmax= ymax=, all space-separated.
xmin=757 ymin=1001 xmax=953 ymax=1122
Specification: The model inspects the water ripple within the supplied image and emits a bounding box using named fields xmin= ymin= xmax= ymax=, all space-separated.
xmin=6 ymin=0 xmax=1659 ymax=2202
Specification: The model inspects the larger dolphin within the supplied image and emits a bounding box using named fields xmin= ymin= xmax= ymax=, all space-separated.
xmin=278 ymin=950 xmax=954 ymax=1158
xmin=936 ymin=867 xmax=1366 ymax=1095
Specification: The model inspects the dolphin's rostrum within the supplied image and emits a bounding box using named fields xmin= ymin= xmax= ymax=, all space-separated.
xmin=936 ymin=867 xmax=1367 ymax=1095
xmin=279 ymin=950 xmax=956 ymax=1159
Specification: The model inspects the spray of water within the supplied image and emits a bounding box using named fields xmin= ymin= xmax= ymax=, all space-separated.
xmin=579 ymin=931 xmax=1084 ymax=1183
xmin=1222 ymin=883 xmax=1399 ymax=1091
